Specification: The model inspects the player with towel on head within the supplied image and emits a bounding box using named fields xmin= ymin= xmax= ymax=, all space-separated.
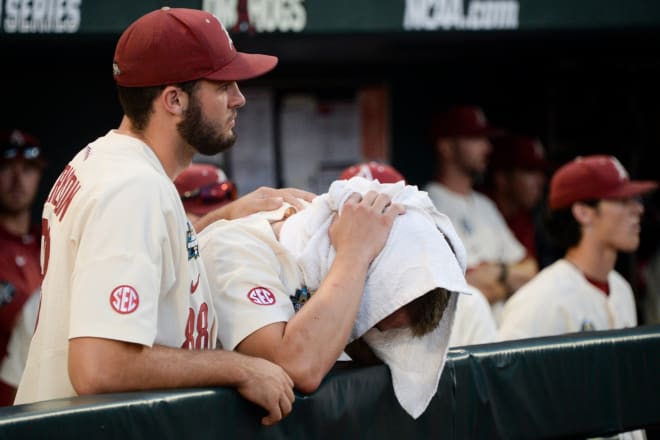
xmin=200 ymin=174 xmax=473 ymax=419
xmin=16 ymin=8 xmax=315 ymax=426
xmin=341 ymin=161 xmax=498 ymax=347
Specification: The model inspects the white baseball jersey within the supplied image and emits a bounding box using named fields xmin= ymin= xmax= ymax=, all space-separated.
xmin=425 ymin=182 xmax=525 ymax=268
xmin=498 ymin=259 xmax=637 ymax=340
xmin=15 ymin=131 xmax=216 ymax=404
xmin=498 ymin=259 xmax=643 ymax=440
xmin=0 ymin=290 xmax=40 ymax=387
xmin=199 ymin=214 xmax=300 ymax=351
xmin=450 ymin=286 xmax=498 ymax=347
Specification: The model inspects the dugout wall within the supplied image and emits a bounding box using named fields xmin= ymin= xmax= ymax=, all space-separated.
xmin=1 ymin=326 xmax=659 ymax=439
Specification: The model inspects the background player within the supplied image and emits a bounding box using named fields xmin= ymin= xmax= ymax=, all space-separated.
xmin=174 ymin=163 xmax=238 ymax=223
xmin=0 ymin=129 xmax=45 ymax=405
xmin=424 ymin=105 xmax=538 ymax=324
xmin=499 ymin=155 xmax=656 ymax=339
xmin=498 ymin=154 xmax=655 ymax=440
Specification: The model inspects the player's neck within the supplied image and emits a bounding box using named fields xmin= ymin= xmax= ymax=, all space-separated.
xmin=0 ymin=211 xmax=31 ymax=237
xmin=564 ymin=243 xmax=617 ymax=282
xmin=436 ymin=167 xmax=473 ymax=196
xmin=117 ymin=116 xmax=194 ymax=180
xmin=492 ymin=191 xmax=519 ymax=218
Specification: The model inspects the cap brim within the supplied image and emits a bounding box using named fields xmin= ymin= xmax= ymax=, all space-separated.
xmin=608 ymin=181 xmax=658 ymax=199
xmin=206 ymin=52 xmax=278 ymax=82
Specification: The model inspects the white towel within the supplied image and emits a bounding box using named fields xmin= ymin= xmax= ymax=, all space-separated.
xmin=279 ymin=177 xmax=471 ymax=419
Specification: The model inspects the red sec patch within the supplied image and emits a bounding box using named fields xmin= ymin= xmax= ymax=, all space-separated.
xmin=110 ymin=285 xmax=140 ymax=314
xmin=247 ymin=287 xmax=276 ymax=306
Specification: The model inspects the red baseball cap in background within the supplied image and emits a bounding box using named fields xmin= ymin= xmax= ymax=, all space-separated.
xmin=174 ymin=163 xmax=237 ymax=216
xmin=1 ymin=128 xmax=45 ymax=165
xmin=113 ymin=7 xmax=278 ymax=87
xmin=340 ymin=161 xmax=405 ymax=184
xmin=490 ymin=136 xmax=551 ymax=172
xmin=430 ymin=105 xmax=505 ymax=140
xmin=548 ymin=155 xmax=657 ymax=210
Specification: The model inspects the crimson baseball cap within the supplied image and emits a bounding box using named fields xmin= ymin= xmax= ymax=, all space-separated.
xmin=431 ymin=105 xmax=505 ymax=140
xmin=1 ymin=129 xmax=45 ymax=164
xmin=113 ymin=7 xmax=278 ymax=87
xmin=490 ymin=136 xmax=551 ymax=172
xmin=340 ymin=161 xmax=405 ymax=184
xmin=549 ymin=155 xmax=657 ymax=210
xmin=174 ymin=163 xmax=237 ymax=216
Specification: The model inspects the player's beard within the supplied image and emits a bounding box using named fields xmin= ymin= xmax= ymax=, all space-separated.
xmin=177 ymin=95 xmax=237 ymax=156
xmin=0 ymin=181 xmax=37 ymax=215
xmin=452 ymin=142 xmax=485 ymax=181
xmin=0 ymin=195 xmax=34 ymax=216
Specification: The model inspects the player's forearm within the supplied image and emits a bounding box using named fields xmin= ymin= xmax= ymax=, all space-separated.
xmin=193 ymin=205 xmax=232 ymax=231
xmin=506 ymin=257 xmax=538 ymax=292
xmin=69 ymin=337 xmax=250 ymax=394
xmin=466 ymin=264 xmax=507 ymax=303
xmin=278 ymin=254 xmax=370 ymax=392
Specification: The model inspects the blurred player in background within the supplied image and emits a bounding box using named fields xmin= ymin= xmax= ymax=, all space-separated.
xmin=0 ymin=129 xmax=45 ymax=405
xmin=424 ymin=105 xmax=538 ymax=325
xmin=174 ymin=163 xmax=237 ymax=222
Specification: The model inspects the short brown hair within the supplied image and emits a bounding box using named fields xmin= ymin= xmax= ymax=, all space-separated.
xmin=116 ymin=80 xmax=198 ymax=131
xmin=408 ymin=288 xmax=451 ymax=337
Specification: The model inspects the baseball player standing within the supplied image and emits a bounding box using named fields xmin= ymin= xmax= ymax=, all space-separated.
xmin=15 ymin=8 xmax=311 ymax=426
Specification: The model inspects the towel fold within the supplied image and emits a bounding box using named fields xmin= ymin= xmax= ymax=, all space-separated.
xmin=279 ymin=177 xmax=470 ymax=418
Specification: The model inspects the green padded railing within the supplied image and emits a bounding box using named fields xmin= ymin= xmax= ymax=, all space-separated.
xmin=1 ymin=325 xmax=658 ymax=439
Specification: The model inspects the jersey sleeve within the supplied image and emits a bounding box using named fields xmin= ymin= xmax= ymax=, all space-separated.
xmin=0 ymin=291 xmax=40 ymax=387
xmin=199 ymin=219 xmax=295 ymax=351
xmin=68 ymin=177 xmax=173 ymax=347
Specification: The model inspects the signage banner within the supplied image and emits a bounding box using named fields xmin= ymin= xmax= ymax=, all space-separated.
xmin=2 ymin=0 xmax=659 ymax=35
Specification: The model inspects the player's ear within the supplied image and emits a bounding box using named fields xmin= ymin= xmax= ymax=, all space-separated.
xmin=572 ymin=201 xmax=595 ymax=226
xmin=436 ymin=138 xmax=451 ymax=158
xmin=161 ymin=85 xmax=189 ymax=116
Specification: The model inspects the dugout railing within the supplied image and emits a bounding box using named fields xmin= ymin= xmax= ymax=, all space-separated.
xmin=0 ymin=325 xmax=658 ymax=439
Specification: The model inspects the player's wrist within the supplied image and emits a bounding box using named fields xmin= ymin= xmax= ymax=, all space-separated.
xmin=498 ymin=263 xmax=513 ymax=299
xmin=497 ymin=262 xmax=508 ymax=283
xmin=334 ymin=248 xmax=372 ymax=270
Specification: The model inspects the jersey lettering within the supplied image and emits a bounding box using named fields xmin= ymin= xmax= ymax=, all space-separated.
xmin=46 ymin=164 xmax=81 ymax=221
xmin=41 ymin=218 xmax=51 ymax=276
xmin=182 ymin=303 xmax=210 ymax=349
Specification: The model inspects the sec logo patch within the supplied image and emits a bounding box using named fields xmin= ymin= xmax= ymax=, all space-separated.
xmin=247 ymin=287 xmax=276 ymax=306
xmin=110 ymin=285 xmax=140 ymax=314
